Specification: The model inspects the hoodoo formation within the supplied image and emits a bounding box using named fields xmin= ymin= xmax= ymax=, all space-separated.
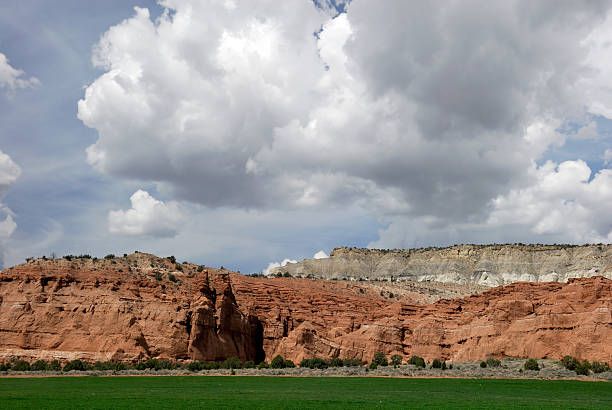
xmin=0 ymin=250 xmax=610 ymax=365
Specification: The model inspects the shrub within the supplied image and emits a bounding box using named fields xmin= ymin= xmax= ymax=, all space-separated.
xmin=197 ymin=266 xmax=204 ymax=272
xmin=480 ymin=361 xmax=487 ymax=368
xmin=299 ymin=358 xmax=328 ymax=369
xmin=187 ymin=361 xmax=204 ymax=372
xmin=242 ymin=361 xmax=256 ymax=369
xmin=48 ymin=360 xmax=62 ymax=371
xmin=175 ymin=263 xmax=183 ymax=272
xmin=524 ymin=358 xmax=539 ymax=371
xmin=283 ymin=272 xmax=292 ymax=278
xmin=167 ymin=256 xmax=176 ymax=264
xmin=223 ymin=357 xmax=242 ymax=369
xmin=31 ymin=360 xmax=48 ymax=371
xmin=372 ymin=352 xmax=388 ymax=366
xmin=330 ymin=358 xmax=344 ymax=367
xmin=390 ymin=354 xmax=402 ymax=366
xmin=168 ymin=273 xmax=178 ymax=282
xmin=270 ymin=355 xmax=287 ymax=369
xmin=591 ymin=361 xmax=610 ymax=374
xmin=575 ymin=362 xmax=591 ymax=376
xmin=368 ymin=362 xmax=378 ymax=370
xmin=205 ymin=361 xmax=220 ymax=370
xmin=408 ymin=356 xmax=425 ymax=368
xmin=155 ymin=272 xmax=163 ymax=281
xmin=12 ymin=360 xmax=31 ymax=371
xmin=284 ymin=360 xmax=295 ymax=368
xmin=0 ymin=362 xmax=10 ymax=371
xmin=431 ymin=358 xmax=444 ymax=369
xmin=63 ymin=359 xmax=87 ymax=372
xmin=104 ymin=254 xmax=115 ymax=259
xmin=343 ymin=358 xmax=361 ymax=367
xmin=486 ymin=358 xmax=501 ymax=368
xmin=561 ymin=355 xmax=580 ymax=371
xmin=257 ymin=362 xmax=269 ymax=369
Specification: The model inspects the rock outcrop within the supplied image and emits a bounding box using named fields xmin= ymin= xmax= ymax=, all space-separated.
xmin=269 ymin=244 xmax=612 ymax=286
xmin=0 ymin=253 xmax=610 ymax=365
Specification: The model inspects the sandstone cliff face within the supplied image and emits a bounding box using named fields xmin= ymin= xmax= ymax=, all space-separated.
xmin=269 ymin=244 xmax=612 ymax=286
xmin=0 ymin=254 xmax=262 ymax=363
xmin=0 ymin=253 xmax=610 ymax=365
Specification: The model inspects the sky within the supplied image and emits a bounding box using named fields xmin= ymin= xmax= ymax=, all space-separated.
xmin=0 ymin=0 xmax=611 ymax=273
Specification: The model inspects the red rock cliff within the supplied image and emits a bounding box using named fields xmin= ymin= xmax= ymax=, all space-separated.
xmin=0 ymin=254 xmax=610 ymax=364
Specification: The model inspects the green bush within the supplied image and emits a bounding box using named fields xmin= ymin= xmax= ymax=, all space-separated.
xmin=390 ymin=354 xmax=403 ymax=366
xmin=48 ymin=360 xmax=62 ymax=371
xmin=343 ymin=358 xmax=361 ymax=367
xmin=575 ymin=361 xmax=591 ymax=376
xmin=167 ymin=256 xmax=176 ymax=264
xmin=63 ymin=359 xmax=87 ymax=372
xmin=431 ymin=358 xmax=445 ymax=369
xmin=408 ymin=356 xmax=425 ymax=368
xmin=480 ymin=361 xmax=487 ymax=368
xmin=299 ymin=358 xmax=328 ymax=369
xmin=329 ymin=358 xmax=344 ymax=367
xmin=155 ymin=272 xmax=163 ymax=281
xmin=104 ymin=254 xmax=115 ymax=259
xmin=257 ymin=362 xmax=269 ymax=369
xmin=31 ymin=360 xmax=48 ymax=371
xmin=187 ymin=361 xmax=204 ymax=372
xmin=561 ymin=355 xmax=580 ymax=371
xmin=168 ymin=273 xmax=178 ymax=282
xmin=242 ymin=361 xmax=256 ymax=369
xmin=0 ymin=362 xmax=10 ymax=371
xmin=205 ymin=361 xmax=220 ymax=370
xmin=12 ymin=360 xmax=31 ymax=371
xmin=223 ymin=357 xmax=242 ymax=369
xmin=372 ymin=352 xmax=388 ymax=366
xmin=270 ymin=355 xmax=287 ymax=369
xmin=591 ymin=361 xmax=610 ymax=374
xmin=486 ymin=358 xmax=501 ymax=368
xmin=368 ymin=362 xmax=378 ymax=370
xmin=524 ymin=358 xmax=539 ymax=371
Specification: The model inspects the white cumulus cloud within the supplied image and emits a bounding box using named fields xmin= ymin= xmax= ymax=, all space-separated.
xmin=108 ymin=189 xmax=184 ymax=237
xmin=79 ymin=1 xmax=612 ymax=250
xmin=0 ymin=150 xmax=21 ymax=267
xmin=0 ymin=52 xmax=39 ymax=92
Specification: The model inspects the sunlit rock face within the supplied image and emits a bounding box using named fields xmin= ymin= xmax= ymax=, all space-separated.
xmin=269 ymin=244 xmax=612 ymax=286
xmin=0 ymin=253 xmax=610 ymax=365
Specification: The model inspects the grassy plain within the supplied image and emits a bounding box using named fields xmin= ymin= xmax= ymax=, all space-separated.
xmin=0 ymin=376 xmax=610 ymax=409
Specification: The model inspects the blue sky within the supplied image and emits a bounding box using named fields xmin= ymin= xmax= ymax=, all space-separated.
xmin=0 ymin=1 xmax=611 ymax=272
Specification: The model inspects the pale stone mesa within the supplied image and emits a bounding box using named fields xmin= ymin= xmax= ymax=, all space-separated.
xmin=268 ymin=244 xmax=612 ymax=286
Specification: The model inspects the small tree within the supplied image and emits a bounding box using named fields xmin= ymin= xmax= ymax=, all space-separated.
xmin=372 ymin=352 xmax=388 ymax=366
xmin=31 ymin=360 xmax=48 ymax=371
xmin=524 ymin=358 xmax=539 ymax=371
xmin=480 ymin=361 xmax=487 ymax=368
xmin=12 ymin=360 xmax=31 ymax=371
xmin=270 ymin=355 xmax=287 ymax=369
xmin=408 ymin=356 xmax=425 ymax=368
xmin=48 ymin=360 xmax=62 ymax=371
xmin=590 ymin=361 xmax=610 ymax=374
xmin=390 ymin=354 xmax=402 ymax=366
xmin=575 ymin=361 xmax=591 ymax=376
xmin=431 ymin=358 xmax=443 ymax=369
xmin=63 ymin=359 xmax=87 ymax=372
xmin=330 ymin=358 xmax=344 ymax=367
xmin=561 ymin=355 xmax=580 ymax=371
xmin=222 ymin=357 xmax=242 ymax=369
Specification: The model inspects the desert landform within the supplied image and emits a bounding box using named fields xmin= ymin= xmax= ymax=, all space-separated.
xmin=0 ymin=244 xmax=610 ymax=369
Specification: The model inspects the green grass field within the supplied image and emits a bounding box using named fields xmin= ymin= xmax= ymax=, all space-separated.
xmin=0 ymin=376 xmax=610 ymax=409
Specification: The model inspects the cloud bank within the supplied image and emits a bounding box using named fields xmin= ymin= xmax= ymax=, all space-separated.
xmin=79 ymin=1 xmax=612 ymax=248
